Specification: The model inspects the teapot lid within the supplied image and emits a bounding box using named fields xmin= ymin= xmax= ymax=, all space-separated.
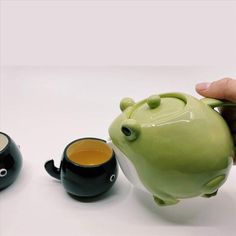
xmin=125 ymin=93 xmax=187 ymax=124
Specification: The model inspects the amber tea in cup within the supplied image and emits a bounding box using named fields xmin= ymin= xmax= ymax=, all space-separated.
xmin=66 ymin=139 xmax=113 ymax=166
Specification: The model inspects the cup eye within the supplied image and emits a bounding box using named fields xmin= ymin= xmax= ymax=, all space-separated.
xmin=110 ymin=174 xmax=116 ymax=182
xmin=0 ymin=168 xmax=7 ymax=177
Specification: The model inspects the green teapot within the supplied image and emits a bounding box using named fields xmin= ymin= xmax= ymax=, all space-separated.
xmin=108 ymin=93 xmax=235 ymax=206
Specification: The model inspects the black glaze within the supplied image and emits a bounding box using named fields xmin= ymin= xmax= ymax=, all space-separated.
xmin=44 ymin=138 xmax=118 ymax=198
xmin=0 ymin=132 xmax=23 ymax=190
xmin=44 ymin=159 xmax=60 ymax=180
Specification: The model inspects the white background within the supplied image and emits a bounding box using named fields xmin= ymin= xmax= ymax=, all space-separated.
xmin=1 ymin=0 xmax=236 ymax=236
xmin=1 ymin=66 xmax=236 ymax=236
xmin=1 ymin=0 xmax=236 ymax=66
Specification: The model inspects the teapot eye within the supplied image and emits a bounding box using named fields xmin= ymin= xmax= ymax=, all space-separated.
xmin=0 ymin=168 xmax=7 ymax=177
xmin=147 ymin=95 xmax=161 ymax=109
xmin=121 ymin=119 xmax=140 ymax=141
xmin=121 ymin=127 xmax=132 ymax=136
xmin=120 ymin=97 xmax=135 ymax=111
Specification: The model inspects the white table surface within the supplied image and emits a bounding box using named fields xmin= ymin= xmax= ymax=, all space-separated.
xmin=1 ymin=66 xmax=236 ymax=236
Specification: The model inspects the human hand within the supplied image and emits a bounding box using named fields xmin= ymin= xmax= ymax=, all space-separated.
xmin=196 ymin=78 xmax=236 ymax=102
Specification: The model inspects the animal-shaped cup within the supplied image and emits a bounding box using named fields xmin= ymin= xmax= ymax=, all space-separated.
xmin=108 ymin=93 xmax=235 ymax=206
xmin=0 ymin=132 xmax=22 ymax=190
xmin=45 ymin=138 xmax=118 ymax=198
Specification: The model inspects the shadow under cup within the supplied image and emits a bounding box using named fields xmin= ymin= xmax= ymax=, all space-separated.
xmin=45 ymin=138 xmax=118 ymax=198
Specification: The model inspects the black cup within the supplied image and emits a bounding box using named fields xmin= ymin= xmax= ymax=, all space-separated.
xmin=44 ymin=138 xmax=118 ymax=198
xmin=0 ymin=132 xmax=23 ymax=190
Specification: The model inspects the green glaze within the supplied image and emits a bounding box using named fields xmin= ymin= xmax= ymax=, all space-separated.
xmin=109 ymin=93 xmax=235 ymax=206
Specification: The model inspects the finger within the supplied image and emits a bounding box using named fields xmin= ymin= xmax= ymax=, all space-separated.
xmin=195 ymin=78 xmax=236 ymax=102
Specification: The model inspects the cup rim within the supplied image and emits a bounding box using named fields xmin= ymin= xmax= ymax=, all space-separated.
xmin=0 ymin=132 xmax=10 ymax=154
xmin=63 ymin=137 xmax=115 ymax=168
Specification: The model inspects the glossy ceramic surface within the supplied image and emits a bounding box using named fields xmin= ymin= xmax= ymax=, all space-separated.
xmin=0 ymin=132 xmax=23 ymax=190
xmin=45 ymin=138 xmax=118 ymax=198
xmin=109 ymin=93 xmax=235 ymax=206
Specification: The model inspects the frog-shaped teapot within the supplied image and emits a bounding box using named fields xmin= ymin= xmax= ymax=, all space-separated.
xmin=108 ymin=93 xmax=235 ymax=206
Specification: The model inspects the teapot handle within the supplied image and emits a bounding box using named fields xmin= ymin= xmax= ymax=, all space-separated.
xmin=201 ymin=98 xmax=236 ymax=108
xmin=202 ymin=98 xmax=236 ymax=164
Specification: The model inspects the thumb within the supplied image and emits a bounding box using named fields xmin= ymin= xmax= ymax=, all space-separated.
xmin=196 ymin=78 xmax=236 ymax=102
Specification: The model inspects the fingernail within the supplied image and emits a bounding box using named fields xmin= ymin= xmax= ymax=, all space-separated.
xmin=196 ymin=82 xmax=211 ymax=91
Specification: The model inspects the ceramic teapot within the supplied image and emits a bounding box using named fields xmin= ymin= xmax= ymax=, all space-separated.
xmin=108 ymin=93 xmax=235 ymax=206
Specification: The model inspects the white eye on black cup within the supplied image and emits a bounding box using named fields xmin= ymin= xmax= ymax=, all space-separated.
xmin=0 ymin=168 xmax=8 ymax=177
xmin=0 ymin=132 xmax=23 ymax=190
